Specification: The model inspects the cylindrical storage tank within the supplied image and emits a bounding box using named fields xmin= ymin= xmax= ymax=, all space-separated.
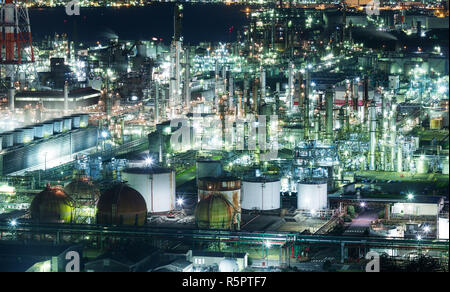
xmin=430 ymin=118 xmax=443 ymax=130
xmin=80 ymin=114 xmax=89 ymax=127
xmin=96 ymin=183 xmax=147 ymax=226
xmin=443 ymin=156 xmax=449 ymax=175
xmin=22 ymin=127 xmax=34 ymax=143
xmin=1 ymin=132 xmax=14 ymax=148
xmin=71 ymin=115 xmax=81 ymax=128
xmin=196 ymin=159 xmax=222 ymax=184
xmin=53 ymin=119 xmax=63 ymax=133
xmin=13 ymin=130 xmax=24 ymax=145
xmin=43 ymin=122 xmax=54 ymax=137
xmin=63 ymin=117 xmax=72 ymax=132
xmin=242 ymin=177 xmax=281 ymax=211
xmin=415 ymin=156 xmax=429 ymax=174
xmin=33 ymin=124 xmax=44 ymax=139
xmin=122 ymin=167 xmax=176 ymax=213
xmin=30 ymin=185 xmax=75 ymax=223
xmin=218 ymin=259 xmax=239 ymax=272
xmin=195 ymin=194 xmax=234 ymax=230
xmin=198 ymin=177 xmax=241 ymax=211
xmin=297 ymin=181 xmax=328 ymax=211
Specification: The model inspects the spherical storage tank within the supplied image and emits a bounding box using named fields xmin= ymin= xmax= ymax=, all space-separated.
xmin=30 ymin=185 xmax=74 ymax=223
xmin=96 ymin=183 xmax=147 ymax=226
xmin=198 ymin=177 xmax=241 ymax=213
xmin=242 ymin=177 xmax=281 ymax=211
xmin=122 ymin=167 xmax=176 ymax=213
xmin=195 ymin=194 xmax=235 ymax=230
xmin=297 ymin=181 xmax=328 ymax=211
xmin=64 ymin=177 xmax=100 ymax=206
xmin=219 ymin=259 xmax=239 ymax=272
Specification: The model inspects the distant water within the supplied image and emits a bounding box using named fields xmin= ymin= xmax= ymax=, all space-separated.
xmin=29 ymin=4 xmax=248 ymax=45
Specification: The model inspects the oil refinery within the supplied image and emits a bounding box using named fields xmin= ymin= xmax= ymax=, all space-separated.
xmin=0 ymin=0 xmax=448 ymax=273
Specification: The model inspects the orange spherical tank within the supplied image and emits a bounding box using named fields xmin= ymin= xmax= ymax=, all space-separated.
xmin=64 ymin=177 xmax=100 ymax=206
xmin=96 ymin=184 xmax=147 ymax=226
xmin=195 ymin=194 xmax=235 ymax=230
xmin=30 ymin=185 xmax=75 ymax=223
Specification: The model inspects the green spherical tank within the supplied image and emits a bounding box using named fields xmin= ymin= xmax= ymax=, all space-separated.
xmin=96 ymin=184 xmax=147 ymax=226
xmin=30 ymin=185 xmax=75 ymax=223
xmin=64 ymin=176 xmax=100 ymax=206
xmin=195 ymin=194 xmax=235 ymax=230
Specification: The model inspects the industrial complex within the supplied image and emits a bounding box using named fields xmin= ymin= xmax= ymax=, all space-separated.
xmin=0 ymin=0 xmax=448 ymax=273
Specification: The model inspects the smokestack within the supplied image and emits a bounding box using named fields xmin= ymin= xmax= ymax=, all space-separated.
xmin=288 ymin=61 xmax=294 ymax=110
xmin=64 ymin=81 xmax=69 ymax=112
xmin=155 ymin=81 xmax=160 ymax=123
xmin=325 ymin=88 xmax=333 ymax=141
xmin=369 ymin=100 xmax=377 ymax=170
xmin=260 ymin=67 xmax=266 ymax=103
xmin=184 ymin=47 xmax=191 ymax=110
xmin=8 ymin=81 xmax=15 ymax=113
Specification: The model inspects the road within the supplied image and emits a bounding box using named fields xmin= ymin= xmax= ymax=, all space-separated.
xmin=343 ymin=210 xmax=378 ymax=236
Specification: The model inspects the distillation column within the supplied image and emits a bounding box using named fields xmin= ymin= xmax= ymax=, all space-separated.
xmin=325 ymin=88 xmax=333 ymax=142
xmin=369 ymin=100 xmax=377 ymax=170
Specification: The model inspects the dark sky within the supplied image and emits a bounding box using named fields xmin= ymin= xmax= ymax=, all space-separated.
xmin=29 ymin=4 xmax=248 ymax=45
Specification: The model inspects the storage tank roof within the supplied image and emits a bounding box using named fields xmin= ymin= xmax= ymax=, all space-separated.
xmin=243 ymin=176 xmax=280 ymax=183
xmin=198 ymin=176 xmax=240 ymax=183
xmin=122 ymin=166 xmax=174 ymax=174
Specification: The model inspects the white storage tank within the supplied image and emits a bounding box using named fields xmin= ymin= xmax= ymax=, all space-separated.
xmin=196 ymin=159 xmax=222 ymax=185
xmin=63 ymin=117 xmax=72 ymax=132
xmin=122 ymin=167 xmax=176 ymax=213
xmin=0 ymin=136 xmax=2 ymax=151
xmin=1 ymin=132 xmax=14 ymax=148
xmin=71 ymin=115 xmax=81 ymax=128
xmin=13 ymin=130 xmax=24 ymax=145
xmin=33 ymin=124 xmax=44 ymax=139
xmin=297 ymin=181 xmax=328 ymax=211
xmin=80 ymin=114 xmax=89 ymax=127
xmin=22 ymin=127 xmax=34 ymax=143
xmin=442 ymin=156 xmax=449 ymax=175
xmin=415 ymin=156 xmax=429 ymax=174
xmin=43 ymin=122 xmax=54 ymax=137
xmin=242 ymin=177 xmax=281 ymax=211
xmin=53 ymin=119 xmax=63 ymax=133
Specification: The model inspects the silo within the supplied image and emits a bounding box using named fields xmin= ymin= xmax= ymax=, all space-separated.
xmin=33 ymin=124 xmax=44 ymax=139
xmin=196 ymin=159 xmax=222 ymax=185
xmin=122 ymin=167 xmax=176 ymax=213
xmin=22 ymin=127 xmax=34 ymax=143
xmin=13 ymin=130 xmax=24 ymax=145
xmin=53 ymin=119 xmax=63 ymax=133
xmin=297 ymin=181 xmax=328 ymax=211
xmin=63 ymin=117 xmax=72 ymax=132
xmin=415 ymin=156 xmax=429 ymax=174
xmin=80 ymin=114 xmax=89 ymax=127
xmin=43 ymin=122 xmax=54 ymax=137
xmin=71 ymin=115 xmax=81 ymax=128
xmin=242 ymin=177 xmax=281 ymax=211
xmin=198 ymin=177 xmax=241 ymax=227
xmin=1 ymin=132 xmax=14 ymax=148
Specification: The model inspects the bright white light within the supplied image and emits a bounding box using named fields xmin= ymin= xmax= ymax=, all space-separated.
xmin=417 ymin=235 xmax=422 ymax=241
xmin=265 ymin=241 xmax=272 ymax=248
xmin=177 ymin=198 xmax=184 ymax=206
xmin=101 ymin=131 xmax=108 ymax=138
xmin=407 ymin=193 xmax=414 ymax=200
xmin=9 ymin=219 xmax=17 ymax=227
xmin=360 ymin=202 xmax=366 ymax=208
xmin=145 ymin=157 xmax=154 ymax=166
xmin=310 ymin=209 xmax=316 ymax=215
xmin=423 ymin=226 xmax=431 ymax=233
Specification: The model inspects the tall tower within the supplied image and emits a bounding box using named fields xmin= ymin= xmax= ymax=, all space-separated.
xmin=0 ymin=0 xmax=34 ymax=81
